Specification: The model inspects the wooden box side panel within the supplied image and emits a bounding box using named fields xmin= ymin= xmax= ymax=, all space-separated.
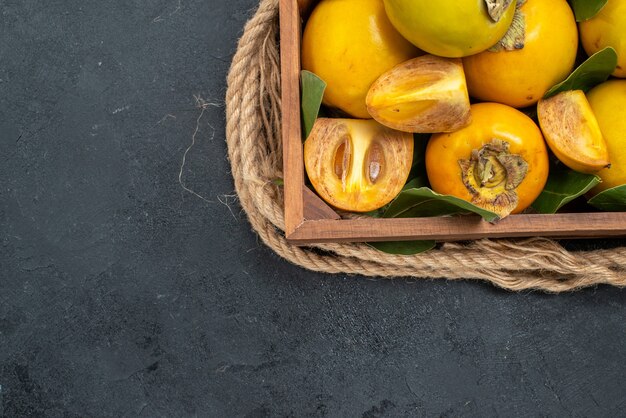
xmin=279 ymin=0 xmax=306 ymax=235
xmin=287 ymin=213 xmax=626 ymax=243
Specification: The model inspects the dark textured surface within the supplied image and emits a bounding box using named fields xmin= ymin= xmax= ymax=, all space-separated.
xmin=1 ymin=1 xmax=625 ymax=416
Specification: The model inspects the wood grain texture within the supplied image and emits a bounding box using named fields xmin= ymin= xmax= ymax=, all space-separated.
xmin=280 ymin=0 xmax=626 ymax=244
xmin=287 ymin=213 xmax=626 ymax=243
xmin=280 ymin=0 xmax=306 ymax=235
xmin=303 ymin=186 xmax=341 ymax=221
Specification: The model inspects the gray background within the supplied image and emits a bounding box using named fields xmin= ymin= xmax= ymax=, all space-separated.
xmin=1 ymin=0 xmax=625 ymax=416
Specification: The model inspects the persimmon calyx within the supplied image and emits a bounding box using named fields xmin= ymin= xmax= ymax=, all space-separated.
xmin=489 ymin=0 xmax=526 ymax=52
xmin=484 ymin=0 xmax=515 ymax=22
xmin=458 ymin=139 xmax=528 ymax=218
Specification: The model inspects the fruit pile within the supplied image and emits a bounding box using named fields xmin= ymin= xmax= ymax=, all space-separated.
xmin=300 ymin=0 xmax=626 ymax=220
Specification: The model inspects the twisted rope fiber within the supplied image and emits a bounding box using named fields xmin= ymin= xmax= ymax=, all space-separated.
xmin=225 ymin=0 xmax=626 ymax=292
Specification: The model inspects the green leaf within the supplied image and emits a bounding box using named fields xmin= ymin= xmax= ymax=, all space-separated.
xmin=300 ymin=70 xmax=326 ymax=140
xmin=367 ymin=240 xmax=436 ymax=255
xmin=365 ymin=176 xmax=430 ymax=218
xmin=367 ymin=187 xmax=498 ymax=254
xmin=544 ymin=47 xmax=617 ymax=99
xmin=382 ymin=187 xmax=500 ymax=222
xmin=367 ymin=186 xmax=498 ymax=255
xmin=531 ymin=166 xmax=601 ymax=214
xmin=402 ymin=176 xmax=429 ymax=191
xmin=588 ymin=185 xmax=626 ymax=211
xmin=569 ymin=0 xmax=608 ymax=22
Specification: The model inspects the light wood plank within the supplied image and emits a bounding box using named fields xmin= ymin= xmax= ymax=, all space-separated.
xmin=286 ymin=213 xmax=626 ymax=244
xmin=280 ymin=0 xmax=306 ymax=235
xmin=303 ymin=186 xmax=341 ymax=221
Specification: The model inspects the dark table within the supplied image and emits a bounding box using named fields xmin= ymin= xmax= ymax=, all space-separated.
xmin=1 ymin=1 xmax=625 ymax=416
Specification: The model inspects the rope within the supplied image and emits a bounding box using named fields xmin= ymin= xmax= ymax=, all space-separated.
xmin=225 ymin=0 xmax=626 ymax=292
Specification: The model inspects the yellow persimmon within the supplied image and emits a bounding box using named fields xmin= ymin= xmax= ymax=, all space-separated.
xmin=463 ymin=0 xmax=578 ymax=108
xmin=426 ymin=103 xmax=549 ymax=217
xmin=304 ymin=118 xmax=413 ymax=212
xmin=587 ymin=80 xmax=626 ymax=194
xmin=538 ymin=90 xmax=610 ymax=173
xmin=366 ymin=55 xmax=471 ymax=133
xmin=383 ymin=0 xmax=517 ymax=58
xmin=301 ymin=0 xmax=419 ymax=119
xmin=580 ymin=0 xmax=626 ymax=78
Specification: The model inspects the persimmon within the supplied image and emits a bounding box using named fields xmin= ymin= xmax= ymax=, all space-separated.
xmin=304 ymin=119 xmax=413 ymax=212
xmin=383 ymin=0 xmax=517 ymax=58
xmin=301 ymin=0 xmax=419 ymax=119
xmin=463 ymin=0 xmax=578 ymax=108
xmin=580 ymin=0 xmax=626 ymax=78
xmin=366 ymin=55 xmax=471 ymax=133
xmin=537 ymin=90 xmax=610 ymax=173
xmin=587 ymin=80 xmax=626 ymax=194
xmin=425 ymin=103 xmax=549 ymax=217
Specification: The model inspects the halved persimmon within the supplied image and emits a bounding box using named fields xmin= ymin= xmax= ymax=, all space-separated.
xmin=366 ymin=55 xmax=471 ymax=133
xmin=304 ymin=118 xmax=413 ymax=212
xmin=538 ymin=90 xmax=610 ymax=173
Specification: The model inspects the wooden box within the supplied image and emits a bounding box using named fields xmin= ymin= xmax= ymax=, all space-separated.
xmin=279 ymin=0 xmax=626 ymax=245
